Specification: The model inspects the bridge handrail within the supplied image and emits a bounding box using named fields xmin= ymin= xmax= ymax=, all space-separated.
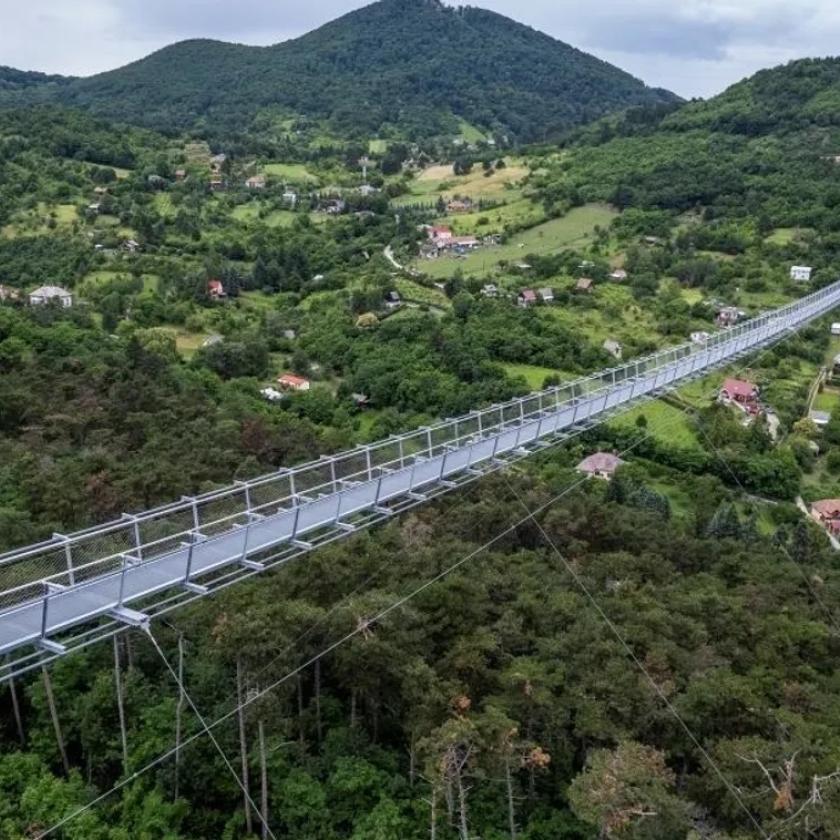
xmin=0 ymin=280 xmax=837 ymax=615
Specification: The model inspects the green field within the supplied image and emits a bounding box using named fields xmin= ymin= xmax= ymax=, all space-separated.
xmin=502 ymin=363 xmax=559 ymax=389
xmin=610 ymin=400 xmax=701 ymax=449
xmin=368 ymin=139 xmax=388 ymax=154
xmin=262 ymin=163 xmax=319 ymax=183
xmin=455 ymin=119 xmax=488 ymax=144
xmin=440 ymin=198 xmax=546 ymax=235
xmin=394 ymin=278 xmax=451 ymax=308
xmin=232 ymin=204 xmax=298 ymax=227
xmin=414 ymin=204 xmax=618 ymax=279
xmin=393 ymin=158 xmax=529 ymax=207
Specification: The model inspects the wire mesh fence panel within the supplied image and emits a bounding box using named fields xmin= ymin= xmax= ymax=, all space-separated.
xmin=369 ymin=438 xmax=403 ymax=474
xmin=430 ymin=420 xmax=457 ymax=455
xmin=293 ymin=460 xmax=336 ymax=497
xmin=0 ymin=544 xmax=72 ymax=610
xmin=198 ymin=491 xmax=250 ymax=538
xmin=332 ymin=449 xmax=372 ymax=485
xmin=70 ymin=528 xmax=135 ymax=584
xmin=401 ymin=428 xmax=431 ymax=461
xmin=138 ymin=508 xmax=194 ymax=554
xmin=248 ymin=474 xmax=294 ymax=514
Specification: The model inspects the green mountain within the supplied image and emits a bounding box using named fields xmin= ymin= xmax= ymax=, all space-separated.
xmin=2 ymin=0 xmax=676 ymax=141
xmin=541 ymin=57 xmax=840 ymax=233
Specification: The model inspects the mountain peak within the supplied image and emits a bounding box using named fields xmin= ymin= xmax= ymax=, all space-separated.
xmin=7 ymin=0 xmax=676 ymax=140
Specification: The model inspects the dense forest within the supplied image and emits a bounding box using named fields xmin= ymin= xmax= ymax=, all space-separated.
xmin=0 ymin=0 xmax=676 ymax=142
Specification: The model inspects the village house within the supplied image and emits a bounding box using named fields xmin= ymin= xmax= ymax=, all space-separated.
xmin=719 ymin=378 xmax=760 ymax=414
xmin=121 ymin=239 xmax=140 ymax=253
xmin=282 ymin=190 xmax=298 ymax=207
xmin=832 ymin=323 xmax=840 ymax=336
xmin=517 ymin=289 xmax=537 ymax=308
xmin=428 ymin=226 xmax=453 ymax=248
xmin=282 ymin=329 xmax=297 ymax=340
xmin=93 ymin=186 xmax=109 ymax=197
xmin=452 ymin=235 xmax=480 ymax=252
xmin=811 ymin=499 xmax=840 ymax=535
xmin=352 ymin=393 xmax=371 ymax=408
xmin=384 ymin=291 xmax=402 ymax=310
xmin=260 ymin=387 xmax=285 ymax=403
xmin=323 ymin=198 xmax=346 ymax=215
xmin=481 ymin=284 xmax=499 ymax=298
xmin=245 ymin=174 xmax=266 ymax=190
xmin=603 ymin=338 xmax=623 ymax=360
xmin=810 ymin=409 xmax=832 ymax=428
xmin=209 ymin=175 xmax=225 ymax=192
xmin=175 ymin=169 xmax=186 ymax=182
xmin=716 ymin=306 xmax=741 ymax=327
xmin=609 ymin=269 xmax=628 ymax=282
xmin=0 ymin=285 xmax=21 ymax=302
xmin=691 ymin=331 xmax=711 ymax=345
xmin=791 ymin=265 xmax=813 ymax=283
xmin=29 ymin=285 xmax=73 ymax=308
xmin=577 ymin=452 xmax=624 ymax=480
xmin=446 ymin=198 xmax=473 ymax=213
xmin=207 ymin=279 xmax=227 ymax=300
xmin=202 ymin=335 xmax=223 ymax=348
xmin=576 ymin=277 xmax=594 ymax=293
xmin=358 ymin=184 xmax=378 ymax=197
xmin=539 ymin=288 xmax=555 ymax=303
xmin=277 ymin=373 xmax=311 ymax=393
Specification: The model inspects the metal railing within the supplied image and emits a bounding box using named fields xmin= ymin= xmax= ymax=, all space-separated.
xmin=0 ymin=279 xmax=838 ymax=666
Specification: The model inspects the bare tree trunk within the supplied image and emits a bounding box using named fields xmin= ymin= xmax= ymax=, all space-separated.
xmin=174 ymin=634 xmax=185 ymax=799
xmin=296 ymin=674 xmax=305 ymax=750
xmin=236 ymin=657 xmax=253 ymax=836
xmin=445 ymin=776 xmax=455 ymax=824
xmin=42 ymin=666 xmax=69 ymax=775
xmin=505 ymin=755 xmax=517 ymax=840
xmin=113 ymin=636 xmax=129 ymax=776
xmin=258 ymin=719 xmax=269 ymax=840
xmin=456 ymin=767 xmax=470 ymax=840
xmin=430 ymin=784 xmax=438 ymax=840
xmin=125 ymin=633 xmax=135 ymax=671
xmin=7 ymin=667 xmax=25 ymax=746
xmin=409 ymin=734 xmax=416 ymax=787
xmin=314 ymin=659 xmax=323 ymax=745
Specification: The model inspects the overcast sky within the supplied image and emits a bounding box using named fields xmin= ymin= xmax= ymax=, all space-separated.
xmin=1 ymin=0 xmax=837 ymax=99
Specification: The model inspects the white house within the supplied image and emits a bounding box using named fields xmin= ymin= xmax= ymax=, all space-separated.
xmin=29 ymin=286 xmax=73 ymax=307
xmin=791 ymin=266 xmax=813 ymax=282
xmin=603 ymin=338 xmax=623 ymax=360
xmin=831 ymin=323 xmax=840 ymax=336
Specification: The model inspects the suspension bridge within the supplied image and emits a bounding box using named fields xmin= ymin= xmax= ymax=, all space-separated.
xmin=2 ymin=280 xmax=839 ymax=683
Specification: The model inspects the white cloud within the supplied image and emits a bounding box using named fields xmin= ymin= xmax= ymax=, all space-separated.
xmin=0 ymin=0 xmax=837 ymax=98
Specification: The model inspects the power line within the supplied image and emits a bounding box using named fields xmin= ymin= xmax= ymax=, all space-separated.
xmin=33 ymin=419 xmax=676 ymax=839
xmin=145 ymin=626 xmax=278 ymax=840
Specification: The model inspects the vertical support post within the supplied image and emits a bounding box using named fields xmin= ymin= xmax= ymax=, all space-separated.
xmin=5 ymin=656 xmax=25 ymax=746
xmin=114 ymin=635 xmax=129 ymax=776
xmin=398 ymin=436 xmax=405 ymax=469
xmin=236 ymin=657 xmax=253 ymax=836
xmin=117 ymin=554 xmax=129 ymax=608
xmin=61 ymin=538 xmax=75 ymax=586
xmin=330 ymin=458 xmax=337 ymax=492
xmin=365 ymin=447 xmax=373 ymax=481
xmin=425 ymin=429 xmax=433 ymax=458
xmin=40 ymin=583 xmax=51 ymax=642
xmin=191 ymin=499 xmax=200 ymax=531
xmin=42 ymin=666 xmax=69 ymax=776
xmin=132 ymin=518 xmax=143 ymax=562
xmin=184 ymin=537 xmax=196 ymax=585
xmin=174 ymin=632 xmax=185 ymax=799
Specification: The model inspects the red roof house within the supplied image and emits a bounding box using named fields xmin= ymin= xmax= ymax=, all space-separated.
xmin=277 ymin=373 xmax=311 ymax=392
xmin=811 ymin=499 xmax=840 ymax=535
xmin=577 ymin=452 xmax=625 ymax=480
xmin=207 ymin=279 xmax=227 ymax=300
xmin=518 ymin=289 xmax=537 ymax=308
xmin=719 ymin=378 xmax=759 ymax=406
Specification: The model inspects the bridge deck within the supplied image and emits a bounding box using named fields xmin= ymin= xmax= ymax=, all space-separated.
xmin=1 ymin=280 xmax=839 ymax=670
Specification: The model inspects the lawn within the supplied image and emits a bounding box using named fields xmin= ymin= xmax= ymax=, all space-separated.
xmin=456 ymin=119 xmax=488 ymax=144
xmin=1 ymin=203 xmax=79 ymax=238
xmin=813 ymin=389 xmax=840 ymax=413
xmin=394 ymin=278 xmax=451 ymax=308
xmin=79 ymin=271 xmax=160 ymax=295
xmin=440 ymin=198 xmax=546 ymax=235
xmin=232 ymin=204 xmax=297 ymax=228
xmin=393 ymin=158 xmax=529 ymax=207
xmin=766 ymin=227 xmax=813 ymax=245
xmin=368 ymin=139 xmax=388 ymax=154
xmin=154 ymin=193 xmax=175 ymax=217
xmin=262 ymin=163 xmax=319 ymax=184
xmin=413 ymin=204 xmax=618 ymax=279
xmin=502 ymin=363 xmax=559 ymax=389
xmin=610 ymin=399 xmax=701 ymax=449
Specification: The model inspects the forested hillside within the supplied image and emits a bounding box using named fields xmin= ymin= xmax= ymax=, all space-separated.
xmin=0 ymin=0 xmax=676 ymax=141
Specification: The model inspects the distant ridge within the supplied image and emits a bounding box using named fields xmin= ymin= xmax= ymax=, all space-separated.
xmin=0 ymin=0 xmax=678 ymax=141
